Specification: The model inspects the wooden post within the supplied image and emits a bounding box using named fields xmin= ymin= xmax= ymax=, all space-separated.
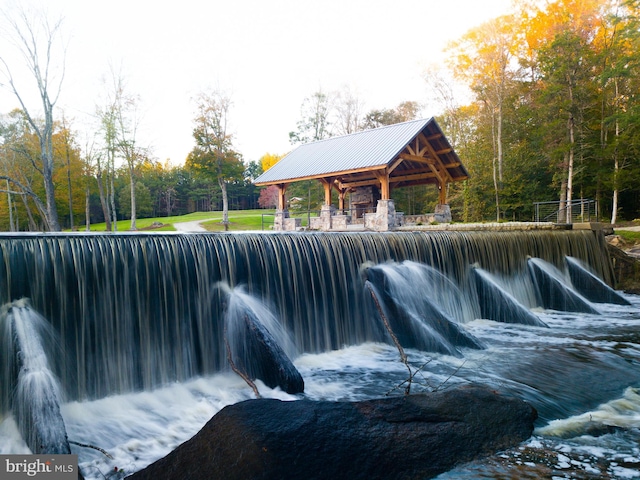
xmin=438 ymin=180 xmax=447 ymax=204
xmin=374 ymin=171 xmax=390 ymax=200
xmin=277 ymin=184 xmax=287 ymax=210
xmin=338 ymin=188 xmax=347 ymax=211
xmin=320 ymin=178 xmax=332 ymax=206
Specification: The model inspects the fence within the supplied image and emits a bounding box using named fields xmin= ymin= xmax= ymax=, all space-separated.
xmin=533 ymin=199 xmax=598 ymax=224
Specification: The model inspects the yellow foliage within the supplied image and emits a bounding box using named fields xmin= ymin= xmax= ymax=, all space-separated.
xmin=260 ymin=152 xmax=284 ymax=172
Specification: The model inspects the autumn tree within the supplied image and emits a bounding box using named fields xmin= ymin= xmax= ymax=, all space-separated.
xmin=258 ymin=185 xmax=279 ymax=209
xmin=0 ymin=4 xmax=66 ymax=230
xmin=447 ymin=15 xmax=520 ymax=221
xmin=259 ymin=152 xmax=283 ymax=172
xmin=186 ymin=89 xmax=244 ymax=229
xmin=594 ymin=0 xmax=640 ymax=223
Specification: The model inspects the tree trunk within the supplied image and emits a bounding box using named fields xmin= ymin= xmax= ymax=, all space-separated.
xmin=20 ymin=194 xmax=38 ymax=231
xmin=129 ymin=164 xmax=137 ymax=231
xmin=65 ymin=140 xmax=74 ymax=230
xmin=109 ymin=152 xmax=117 ymax=231
xmin=567 ymin=115 xmax=575 ymax=224
xmin=96 ymin=172 xmax=111 ymax=231
xmin=42 ymin=146 xmax=60 ymax=231
xmin=7 ymin=180 xmax=15 ymax=232
xmin=559 ymin=173 xmax=567 ymax=224
xmin=491 ymin=106 xmax=500 ymax=222
xmin=85 ymin=184 xmax=91 ymax=232
xmin=497 ymin=102 xmax=504 ymax=183
xmin=611 ymin=78 xmax=621 ymax=225
xmin=219 ymin=177 xmax=229 ymax=231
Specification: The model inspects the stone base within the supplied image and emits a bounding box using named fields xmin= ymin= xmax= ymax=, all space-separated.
xmin=274 ymin=210 xmax=300 ymax=231
xmin=434 ymin=204 xmax=452 ymax=223
xmin=309 ymin=205 xmax=335 ymax=231
xmin=365 ymin=200 xmax=403 ymax=231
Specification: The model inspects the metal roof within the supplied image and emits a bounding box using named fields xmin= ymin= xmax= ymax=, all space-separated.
xmin=254 ymin=117 xmax=469 ymax=186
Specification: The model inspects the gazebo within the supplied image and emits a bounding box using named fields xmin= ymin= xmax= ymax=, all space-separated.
xmin=254 ymin=118 xmax=469 ymax=231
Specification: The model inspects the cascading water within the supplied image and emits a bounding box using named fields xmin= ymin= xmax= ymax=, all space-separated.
xmin=0 ymin=230 xmax=638 ymax=478
xmin=528 ymin=257 xmax=601 ymax=314
xmin=0 ymin=298 xmax=70 ymax=455
xmin=221 ymin=284 xmax=304 ymax=394
xmin=364 ymin=261 xmax=484 ymax=356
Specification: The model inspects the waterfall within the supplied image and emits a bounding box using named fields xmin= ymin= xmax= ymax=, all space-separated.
xmin=0 ymin=230 xmax=617 ymax=403
xmin=0 ymin=299 xmax=70 ymax=454
xmin=222 ymin=284 xmax=304 ymax=394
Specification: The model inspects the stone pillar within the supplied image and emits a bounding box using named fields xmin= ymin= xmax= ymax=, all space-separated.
xmin=274 ymin=209 xmax=289 ymax=231
xmin=434 ymin=204 xmax=452 ymax=223
xmin=310 ymin=204 xmax=335 ymax=231
xmin=365 ymin=199 xmax=399 ymax=231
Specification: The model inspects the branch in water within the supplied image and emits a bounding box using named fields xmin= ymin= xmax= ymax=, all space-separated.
xmin=224 ymin=324 xmax=261 ymax=399
xmin=69 ymin=440 xmax=114 ymax=459
xmin=366 ymin=281 xmax=412 ymax=394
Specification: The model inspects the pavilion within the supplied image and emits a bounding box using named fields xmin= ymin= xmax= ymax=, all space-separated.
xmin=254 ymin=118 xmax=469 ymax=231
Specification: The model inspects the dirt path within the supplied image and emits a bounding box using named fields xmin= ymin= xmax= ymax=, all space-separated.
xmin=172 ymin=220 xmax=207 ymax=232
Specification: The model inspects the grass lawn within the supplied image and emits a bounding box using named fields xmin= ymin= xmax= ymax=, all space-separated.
xmin=615 ymin=229 xmax=640 ymax=246
xmin=84 ymin=210 xmax=275 ymax=232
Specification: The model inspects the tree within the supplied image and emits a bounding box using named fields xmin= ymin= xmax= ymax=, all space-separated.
xmin=259 ymin=153 xmax=282 ymax=172
xmin=258 ymin=185 xmax=279 ymax=209
xmin=333 ymin=85 xmax=365 ymax=135
xmin=186 ymin=89 xmax=244 ymax=229
xmin=447 ymin=15 xmax=520 ymax=221
xmin=288 ymin=90 xmax=335 ymax=212
xmin=289 ymin=89 xmax=333 ymax=144
xmin=0 ymin=4 xmax=66 ymax=230
xmin=362 ymin=101 xmax=421 ymax=130
xmin=97 ymin=69 xmax=144 ymax=230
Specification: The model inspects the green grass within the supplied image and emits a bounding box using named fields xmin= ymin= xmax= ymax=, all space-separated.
xmin=615 ymin=229 xmax=640 ymax=245
xmin=83 ymin=210 xmax=275 ymax=232
xmin=201 ymin=210 xmax=274 ymax=231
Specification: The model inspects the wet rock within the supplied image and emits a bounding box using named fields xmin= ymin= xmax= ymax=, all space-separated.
xmin=129 ymin=385 xmax=536 ymax=480
xmin=607 ymin=244 xmax=640 ymax=293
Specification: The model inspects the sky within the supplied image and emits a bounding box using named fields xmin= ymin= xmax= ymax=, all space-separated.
xmin=0 ymin=0 xmax=514 ymax=166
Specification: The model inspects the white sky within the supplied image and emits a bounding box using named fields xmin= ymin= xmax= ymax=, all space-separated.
xmin=1 ymin=0 xmax=514 ymax=165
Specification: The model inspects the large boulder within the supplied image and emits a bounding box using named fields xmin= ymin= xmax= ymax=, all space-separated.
xmin=129 ymin=385 xmax=536 ymax=480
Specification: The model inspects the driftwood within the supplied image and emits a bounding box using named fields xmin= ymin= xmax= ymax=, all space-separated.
xmin=224 ymin=324 xmax=262 ymax=398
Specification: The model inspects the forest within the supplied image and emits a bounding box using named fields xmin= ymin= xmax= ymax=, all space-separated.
xmin=1 ymin=0 xmax=639 ymax=231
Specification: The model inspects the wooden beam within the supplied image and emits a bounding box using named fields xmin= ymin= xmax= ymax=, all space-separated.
xmin=254 ymin=165 xmax=386 ymax=186
xmin=319 ymin=178 xmax=334 ymax=206
xmin=399 ymin=153 xmax=436 ymax=165
xmin=338 ymin=178 xmax=380 ymax=189
xmin=374 ymin=171 xmax=390 ymax=199
xmin=389 ymin=171 xmax=438 ymax=183
xmin=418 ymin=138 xmax=454 ymax=183
xmin=276 ymin=184 xmax=287 ymax=210
xmin=388 ymin=157 xmax=405 ymax=174
xmin=438 ymin=182 xmax=447 ymax=204
xmin=337 ymin=186 xmax=348 ymax=210
xmin=450 ymin=175 xmax=469 ymax=181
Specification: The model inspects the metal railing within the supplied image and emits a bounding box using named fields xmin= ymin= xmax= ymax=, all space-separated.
xmin=533 ymin=199 xmax=598 ymax=224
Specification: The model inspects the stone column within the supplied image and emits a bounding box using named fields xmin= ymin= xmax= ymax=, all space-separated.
xmin=365 ymin=199 xmax=398 ymax=231
xmin=434 ymin=204 xmax=452 ymax=223
xmin=274 ymin=209 xmax=290 ymax=231
xmin=309 ymin=205 xmax=336 ymax=231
